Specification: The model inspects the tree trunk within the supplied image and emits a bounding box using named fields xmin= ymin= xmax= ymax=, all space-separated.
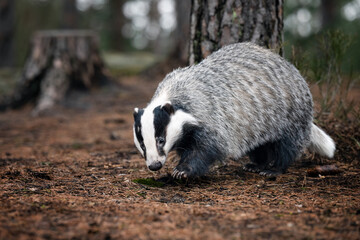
xmin=62 ymin=0 xmax=78 ymax=29
xmin=172 ymin=0 xmax=191 ymax=64
xmin=109 ymin=0 xmax=126 ymax=51
xmin=0 ymin=30 xmax=108 ymax=115
xmin=320 ymin=0 xmax=336 ymax=29
xmin=189 ymin=0 xmax=283 ymax=65
xmin=0 ymin=0 xmax=14 ymax=67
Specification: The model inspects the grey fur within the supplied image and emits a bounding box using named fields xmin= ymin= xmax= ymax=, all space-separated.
xmin=137 ymin=42 xmax=335 ymax=178
xmin=156 ymin=42 xmax=312 ymax=156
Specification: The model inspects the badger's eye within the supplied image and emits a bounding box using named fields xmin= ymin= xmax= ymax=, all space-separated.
xmin=157 ymin=137 xmax=165 ymax=146
xmin=140 ymin=142 xmax=145 ymax=150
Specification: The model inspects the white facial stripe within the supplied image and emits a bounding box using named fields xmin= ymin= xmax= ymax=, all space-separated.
xmin=141 ymin=107 xmax=156 ymax=159
xmin=141 ymin=108 xmax=166 ymax=167
xmin=133 ymin=125 xmax=144 ymax=156
xmin=164 ymin=110 xmax=198 ymax=154
xmin=140 ymin=93 xmax=169 ymax=166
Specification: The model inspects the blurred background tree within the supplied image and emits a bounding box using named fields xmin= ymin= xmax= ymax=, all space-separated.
xmin=0 ymin=0 xmax=14 ymax=67
xmin=0 ymin=0 xmax=356 ymax=72
xmin=62 ymin=0 xmax=79 ymax=29
xmin=0 ymin=0 xmax=358 ymax=119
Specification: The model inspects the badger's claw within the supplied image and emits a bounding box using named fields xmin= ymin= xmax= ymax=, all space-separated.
xmin=172 ymin=168 xmax=188 ymax=179
xmin=259 ymin=170 xmax=281 ymax=177
xmin=243 ymin=163 xmax=262 ymax=173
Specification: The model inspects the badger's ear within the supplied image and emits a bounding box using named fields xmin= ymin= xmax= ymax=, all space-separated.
xmin=133 ymin=107 xmax=139 ymax=119
xmin=161 ymin=101 xmax=174 ymax=115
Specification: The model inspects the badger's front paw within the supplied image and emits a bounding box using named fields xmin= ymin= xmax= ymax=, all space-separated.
xmin=172 ymin=168 xmax=188 ymax=179
xmin=243 ymin=163 xmax=263 ymax=173
xmin=172 ymin=164 xmax=192 ymax=179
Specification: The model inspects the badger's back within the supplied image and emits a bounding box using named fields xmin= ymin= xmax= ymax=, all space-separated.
xmin=153 ymin=42 xmax=313 ymax=159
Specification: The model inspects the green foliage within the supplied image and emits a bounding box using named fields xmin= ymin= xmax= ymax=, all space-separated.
xmin=0 ymin=68 xmax=19 ymax=96
xmin=289 ymin=46 xmax=310 ymax=76
xmin=313 ymin=30 xmax=355 ymax=119
xmin=283 ymin=0 xmax=360 ymax=75
xmin=132 ymin=178 xmax=165 ymax=188
xmin=291 ymin=30 xmax=359 ymax=122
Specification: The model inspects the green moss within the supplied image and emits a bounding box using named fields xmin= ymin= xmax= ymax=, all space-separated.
xmin=71 ymin=142 xmax=84 ymax=150
xmin=136 ymin=192 xmax=147 ymax=198
xmin=132 ymin=178 xmax=164 ymax=188
xmin=232 ymin=11 xmax=237 ymax=20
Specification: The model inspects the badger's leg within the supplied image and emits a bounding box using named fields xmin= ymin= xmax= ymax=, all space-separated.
xmin=262 ymin=136 xmax=300 ymax=176
xmin=171 ymin=127 xmax=222 ymax=179
xmin=172 ymin=148 xmax=221 ymax=179
xmin=244 ymin=136 xmax=300 ymax=177
xmin=243 ymin=143 xmax=271 ymax=173
xmin=172 ymin=142 xmax=222 ymax=179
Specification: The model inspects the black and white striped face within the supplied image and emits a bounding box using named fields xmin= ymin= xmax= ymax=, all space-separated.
xmin=133 ymin=101 xmax=197 ymax=171
xmin=133 ymin=102 xmax=174 ymax=171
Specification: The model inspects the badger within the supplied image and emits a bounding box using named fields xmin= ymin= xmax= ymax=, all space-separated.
xmin=133 ymin=42 xmax=335 ymax=179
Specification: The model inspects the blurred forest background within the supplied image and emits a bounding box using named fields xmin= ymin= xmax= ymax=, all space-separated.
xmin=0 ymin=0 xmax=359 ymax=118
xmin=0 ymin=0 xmax=359 ymax=68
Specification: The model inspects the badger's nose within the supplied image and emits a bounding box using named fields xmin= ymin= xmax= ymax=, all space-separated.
xmin=148 ymin=161 xmax=162 ymax=171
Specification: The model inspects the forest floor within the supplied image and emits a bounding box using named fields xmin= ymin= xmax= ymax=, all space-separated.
xmin=0 ymin=72 xmax=359 ymax=240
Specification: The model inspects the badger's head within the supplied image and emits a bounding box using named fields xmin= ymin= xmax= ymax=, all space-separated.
xmin=133 ymin=100 xmax=197 ymax=171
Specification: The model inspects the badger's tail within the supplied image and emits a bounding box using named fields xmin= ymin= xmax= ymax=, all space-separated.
xmin=308 ymin=123 xmax=336 ymax=158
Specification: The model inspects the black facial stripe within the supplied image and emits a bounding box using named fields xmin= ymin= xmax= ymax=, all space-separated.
xmin=153 ymin=106 xmax=171 ymax=136
xmin=134 ymin=109 xmax=146 ymax=157
xmin=153 ymin=106 xmax=171 ymax=156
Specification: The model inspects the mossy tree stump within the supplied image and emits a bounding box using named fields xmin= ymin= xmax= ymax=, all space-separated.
xmin=1 ymin=30 xmax=107 ymax=115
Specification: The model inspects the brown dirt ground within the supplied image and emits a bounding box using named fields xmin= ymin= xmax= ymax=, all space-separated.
xmin=0 ymin=75 xmax=359 ymax=240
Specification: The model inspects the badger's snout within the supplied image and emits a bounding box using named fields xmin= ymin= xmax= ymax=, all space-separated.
xmin=148 ymin=161 xmax=163 ymax=171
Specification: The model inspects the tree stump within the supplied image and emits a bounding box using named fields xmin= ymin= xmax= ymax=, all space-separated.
xmin=1 ymin=30 xmax=108 ymax=115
